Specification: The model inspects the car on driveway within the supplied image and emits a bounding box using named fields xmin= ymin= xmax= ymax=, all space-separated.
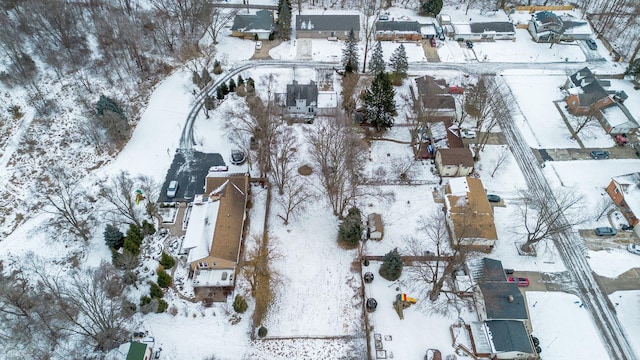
xmin=594 ymin=227 xmax=617 ymax=236
xmin=449 ymin=86 xmax=464 ymax=94
xmin=230 ymin=149 xmax=246 ymax=165
xmin=255 ymin=41 xmax=262 ymax=50
xmin=590 ymin=150 xmax=609 ymax=159
xmin=487 ymin=194 xmax=501 ymax=203
xmin=507 ymin=277 xmax=530 ymax=287
xmin=460 ymin=129 xmax=476 ymax=139
xmin=465 ymin=40 xmax=473 ymax=49
xmin=627 ymin=243 xmax=640 ymax=255
xmin=586 ymin=39 xmax=597 ymax=50
xmin=429 ymin=37 xmax=437 ymax=47
xmin=166 ymin=180 xmax=178 ymax=198
xmin=621 ymin=224 xmax=634 ymax=231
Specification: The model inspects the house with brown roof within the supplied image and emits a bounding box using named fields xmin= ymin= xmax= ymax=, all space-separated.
xmin=444 ymin=177 xmax=497 ymax=249
xmin=182 ymin=174 xmax=249 ymax=302
xmin=435 ymin=148 xmax=474 ymax=177
xmin=414 ymin=75 xmax=456 ymax=121
xmin=606 ymin=172 xmax=640 ymax=228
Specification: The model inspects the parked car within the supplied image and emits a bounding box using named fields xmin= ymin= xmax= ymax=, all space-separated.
xmin=166 ymin=180 xmax=179 ymax=198
xmin=255 ymin=41 xmax=262 ymax=50
xmin=590 ymin=150 xmax=609 ymax=159
xmin=594 ymin=227 xmax=617 ymax=236
xmin=429 ymin=38 xmax=437 ymax=47
xmin=614 ymin=134 xmax=628 ymax=146
xmin=209 ymin=165 xmax=229 ymax=172
xmin=465 ymin=40 xmax=473 ymax=49
xmin=621 ymin=224 xmax=634 ymax=231
xmin=586 ymin=39 xmax=597 ymax=50
xmin=627 ymin=243 xmax=640 ymax=255
xmin=230 ymin=149 xmax=246 ymax=165
xmin=460 ymin=129 xmax=476 ymax=139
xmin=507 ymin=277 xmax=529 ymax=287
xmin=449 ymin=86 xmax=464 ymax=94
xmin=378 ymin=14 xmax=389 ymax=21
xmin=487 ymin=194 xmax=501 ymax=203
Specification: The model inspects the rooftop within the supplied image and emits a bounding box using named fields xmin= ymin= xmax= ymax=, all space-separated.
xmin=296 ymin=15 xmax=360 ymax=31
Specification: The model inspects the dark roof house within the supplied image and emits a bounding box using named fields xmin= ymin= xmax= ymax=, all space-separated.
xmin=286 ymin=80 xmax=318 ymax=114
xmin=296 ymin=15 xmax=360 ymax=40
xmin=375 ymin=21 xmax=422 ymax=41
xmin=478 ymin=282 xmax=528 ymax=321
xmin=231 ymin=10 xmax=273 ymax=40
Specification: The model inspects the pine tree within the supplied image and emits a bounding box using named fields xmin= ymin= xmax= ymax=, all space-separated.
xmin=104 ymin=224 xmax=124 ymax=249
xmin=216 ymin=86 xmax=225 ymax=100
xmin=421 ymin=0 xmax=443 ymax=16
xmin=237 ymin=75 xmax=245 ymax=86
xmin=204 ymin=95 xmax=215 ymax=111
xmin=379 ymin=248 xmax=403 ymax=281
xmin=338 ymin=207 xmax=363 ymax=248
xmin=363 ymin=72 xmax=396 ymax=131
xmin=220 ymin=82 xmax=229 ymax=95
xmin=246 ymin=77 xmax=255 ymax=93
xmin=342 ymin=29 xmax=359 ymax=73
xmin=96 ymin=95 xmax=125 ymax=119
xmin=228 ymin=78 xmax=236 ymax=92
xmin=200 ymin=68 xmax=212 ymax=88
xmin=389 ymin=44 xmax=408 ymax=78
xmin=369 ymin=41 xmax=385 ymax=74
xmin=157 ymin=268 xmax=172 ymax=288
xmin=276 ymin=0 xmax=292 ymax=40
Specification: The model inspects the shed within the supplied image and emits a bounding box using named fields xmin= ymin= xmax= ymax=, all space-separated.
xmin=367 ymin=213 xmax=384 ymax=240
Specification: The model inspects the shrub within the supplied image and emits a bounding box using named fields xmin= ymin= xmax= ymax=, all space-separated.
xmin=228 ymin=78 xmax=236 ymax=92
xmin=156 ymin=299 xmax=168 ymax=313
xmin=159 ymin=252 xmax=175 ymax=269
xmin=126 ymin=224 xmax=143 ymax=247
xmin=233 ymin=295 xmax=248 ymax=313
xmin=140 ymin=295 xmax=151 ymax=307
xmin=258 ymin=326 xmax=268 ymax=337
xmin=379 ymin=248 xmax=403 ymax=281
xmin=213 ymin=60 xmax=222 ymax=75
xmin=104 ymin=224 xmax=124 ymax=249
xmin=142 ymin=220 xmax=156 ymax=236
xmin=149 ymin=282 xmax=164 ymax=298
xmin=338 ymin=207 xmax=363 ymax=248
xmin=122 ymin=237 xmax=140 ymax=257
xmin=157 ymin=268 xmax=172 ymax=288
xmin=123 ymin=270 xmax=137 ymax=285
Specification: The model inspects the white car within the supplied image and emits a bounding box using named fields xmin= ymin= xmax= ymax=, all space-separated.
xmin=166 ymin=180 xmax=178 ymax=198
xmin=255 ymin=41 xmax=262 ymax=50
xmin=628 ymin=243 xmax=640 ymax=255
xmin=461 ymin=129 xmax=476 ymax=139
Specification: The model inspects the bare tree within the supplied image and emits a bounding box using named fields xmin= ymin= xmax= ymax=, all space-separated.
xmin=404 ymin=209 xmax=474 ymax=305
xmin=276 ymin=176 xmax=313 ymax=225
xmin=341 ymin=73 xmax=360 ymax=118
xmin=306 ymin=115 xmax=367 ymax=217
xmin=488 ymin=145 xmax=511 ymax=177
xmin=38 ymin=168 xmax=95 ymax=242
xmin=269 ymin=127 xmax=299 ymax=195
xmin=99 ymin=170 xmax=145 ymax=227
xmin=464 ymin=76 xmax=501 ymax=159
xmin=594 ymin=194 xmax=615 ymax=221
xmin=568 ymin=108 xmax=601 ymax=137
xmin=516 ymin=189 xmax=587 ymax=253
xmin=358 ymin=0 xmax=379 ymax=73
xmin=206 ymin=8 xmax=237 ymax=44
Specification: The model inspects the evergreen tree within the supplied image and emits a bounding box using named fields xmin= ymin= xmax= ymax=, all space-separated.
xmin=342 ymin=29 xmax=359 ymax=73
xmin=389 ymin=44 xmax=408 ymax=77
xmin=157 ymin=268 xmax=172 ymax=288
xmin=363 ymin=72 xmax=396 ymax=131
xmin=228 ymin=78 xmax=236 ymax=92
xmin=220 ymin=82 xmax=229 ymax=95
xmin=123 ymin=237 xmax=140 ymax=256
xmin=421 ymin=0 xmax=443 ymax=16
xmin=96 ymin=95 xmax=125 ymax=119
xmin=246 ymin=77 xmax=255 ymax=93
xmin=200 ymin=68 xmax=212 ymax=88
xmin=104 ymin=224 xmax=124 ymax=249
xmin=237 ymin=75 xmax=245 ymax=86
xmin=204 ymin=95 xmax=215 ymax=111
xmin=276 ymin=0 xmax=292 ymax=40
xmin=192 ymin=71 xmax=201 ymax=87
xmin=159 ymin=252 xmax=175 ymax=269
xmin=338 ymin=207 xmax=363 ymax=248
xmin=369 ymin=41 xmax=385 ymax=74
xmin=126 ymin=224 xmax=143 ymax=247
xmin=379 ymin=248 xmax=403 ymax=281
xmin=216 ymin=86 xmax=225 ymax=100
xmin=149 ymin=282 xmax=163 ymax=298
xmin=213 ymin=60 xmax=223 ymax=75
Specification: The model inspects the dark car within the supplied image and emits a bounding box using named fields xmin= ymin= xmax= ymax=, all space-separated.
xmin=621 ymin=224 xmax=634 ymax=231
xmin=430 ymin=37 xmax=437 ymax=47
xmin=590 ymin=150 xmax=609 ymax=159
xmin=594 ymin=227 xmax=617 ymax=236
xmin=230 ymin=149 xmax=246 ymax=165
xmin=586 ymin=39 xmax=597 ymax=50
xmin=507 ymin=277 xmax=530 ymax=287
xmin=487 ymin=194 xmax=501 ymax=203
xmin=465 ymin=40 xmax=473 ymax=49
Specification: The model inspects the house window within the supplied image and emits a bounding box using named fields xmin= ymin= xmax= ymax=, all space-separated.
xmin=614 ymin=188 xmax=619 ymax=194
xmin=198 ymin=262 xmax=208 ymax=269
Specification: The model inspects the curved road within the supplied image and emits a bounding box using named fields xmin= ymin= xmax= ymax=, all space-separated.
xmin=180 ymin=57 xmax=636 ymax=359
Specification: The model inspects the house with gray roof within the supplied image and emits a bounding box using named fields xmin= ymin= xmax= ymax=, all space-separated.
xmin=374 ymin=21 xmax=422 ymax=41
xmin=231 ymin=10 xmax=273 ymax=40
xmin=286 ymin=80 xmax=318 ymax=114
xmin=296 ymin=15 xmax=360 ymax=40
xmin=528 ymin=11 xmax=591 ymax=42
xmin=470 ymin=320 xmax=538 ymax=359
xmin=451 ymin=21 xmax=516 ymax=40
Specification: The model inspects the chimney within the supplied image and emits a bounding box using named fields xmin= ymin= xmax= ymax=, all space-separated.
xmin=508 ymin=295 xmax=514 ymax=303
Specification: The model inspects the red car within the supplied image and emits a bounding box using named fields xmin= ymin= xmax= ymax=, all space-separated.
xmin=507 ymin=277 xmax=530 ymax=287
xmin=449 ymin=86 xmax=464 ymax=94
xmin=430 ymin=38 xmax=437 ymax=47
xmin=614 ymin=134 xmax=628 ymax=146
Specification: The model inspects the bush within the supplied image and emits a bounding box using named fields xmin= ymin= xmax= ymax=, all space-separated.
xmin=104 ymin=224 xmax=124 ymax=249
xmin=122 ymin=237 xmax=140 ymax=257
xmin=258 ymin=326 xmax=268 ymax=337
xmin=233 ymin=295 xmax=248 ymax=313
xmin=142 ymin=220 xmax=156 ymax=236
xmin=379 ymin=248 xmax=403 ymax=281
xmin=228 ymin=78 xmax=236 ymax=92
xmin=140 ymin=295 xmax=152 ymax=307
xmin=123 ymin=270 xmax=137 ymax=285
xmin=157 ymin=268 xmax=172 ymax=288
xmin=213 ymin=60 xmax=222 ymax=75
xmin=159 ymin=252 xmax=175 ymax=269
xmin=126 ymin=224 xmax=143 ymax=247
xmin=149 ymin=282 xmax=164 ymax=298
xmin=338 ymin=207 xmax=363 ymax=248
xmin=156 ymin=299 xmax=168 ymax=313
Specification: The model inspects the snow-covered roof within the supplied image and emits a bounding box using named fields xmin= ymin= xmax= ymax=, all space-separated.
xmin=612 ymin=173 xmax=640 ymax=220
xmin=184 ymin=199 xmax=220 ymax=264
xmin=602 ymin=104 xmax=634 ymax=127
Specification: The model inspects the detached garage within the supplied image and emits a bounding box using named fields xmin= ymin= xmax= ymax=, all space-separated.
xmin=367 ymin=213 xmax=384 ymax=240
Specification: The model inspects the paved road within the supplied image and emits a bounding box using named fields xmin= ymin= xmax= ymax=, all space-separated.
xmin=495 ymin=75 xmax=636 ymax=360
